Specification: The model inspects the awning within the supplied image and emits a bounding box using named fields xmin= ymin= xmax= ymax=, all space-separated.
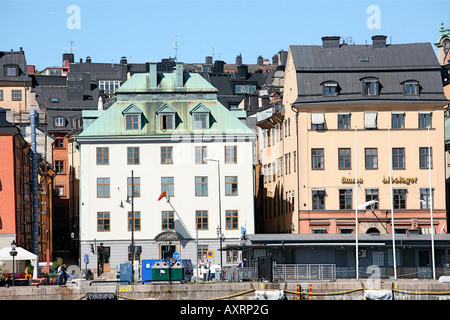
xmin=364 ymin=112 xmax=377 ymax=129
xmin=0 ymin=246 xmax=38 ymax=278
xmin=311 ymin=113 xmax=324 ymax=125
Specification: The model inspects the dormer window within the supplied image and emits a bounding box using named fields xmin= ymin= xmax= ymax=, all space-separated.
xmin=362 ymin=78 xmax=379 ymax=96
xmin=156 ymin=103 xmax=177 ymax=131
xmin=122 ymin=104 xmax=143 ymax=131
xmin=322 ymin=81 xmax=339 ymax=97
xmin=190 ymin=103 xmax=211 ymax=130
xmin=403 ymin=81 xmax=419 ymax=96
xmin=4 ymin=65 xmax=18 ymax=77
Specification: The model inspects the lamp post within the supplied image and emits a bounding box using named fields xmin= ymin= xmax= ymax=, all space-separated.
xmin=120 ymin=170 xmax=136 ymax=283
xmin=9 ymin=240 xmax=17 ymax=286
xmin=204 ymin=158 xmax=223 ymax=279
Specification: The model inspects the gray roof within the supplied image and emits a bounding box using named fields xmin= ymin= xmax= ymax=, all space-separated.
xmin=290 ymin=41 xmax=449 ymax=106
xmin=0 ymin=50 xmax=31 ymax=82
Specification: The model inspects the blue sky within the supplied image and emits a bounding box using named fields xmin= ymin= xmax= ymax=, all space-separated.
xmin=1 ymin=0 xmax=449 ymax=70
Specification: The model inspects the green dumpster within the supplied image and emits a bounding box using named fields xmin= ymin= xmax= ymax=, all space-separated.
xmin=171 ymin=261 xmax=185 ymax=283
xmin=152 ymin=262 xmax=170 ymax=281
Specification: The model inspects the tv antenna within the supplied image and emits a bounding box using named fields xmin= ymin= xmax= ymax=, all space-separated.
xmin=64 ymin=40 xmax=78 ymax=54
xmin=174 ymin=36 xmax=179 ymax=61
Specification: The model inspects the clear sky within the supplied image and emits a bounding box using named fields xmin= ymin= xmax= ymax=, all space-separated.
xmin=1 ymin=0 xmax=449 ymax=70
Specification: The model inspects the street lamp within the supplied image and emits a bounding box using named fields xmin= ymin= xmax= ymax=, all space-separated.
xmin=120 ymin=170 xmax=136 ymax=283
xmin=9 ymin=240 xmax=17 ymax=286
xmin=204 ymin=158 xmax=223 ymax=279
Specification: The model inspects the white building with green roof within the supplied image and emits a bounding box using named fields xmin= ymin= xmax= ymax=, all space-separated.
xmin=77 ymin=62 xmax=256 ymax=277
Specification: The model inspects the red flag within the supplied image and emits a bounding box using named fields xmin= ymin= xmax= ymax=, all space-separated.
xmin=158 ymin=190 xmax=167 ymax=201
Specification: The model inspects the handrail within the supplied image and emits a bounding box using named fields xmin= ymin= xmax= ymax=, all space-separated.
xmin=89 ymin=280 xmax=130 ymax=286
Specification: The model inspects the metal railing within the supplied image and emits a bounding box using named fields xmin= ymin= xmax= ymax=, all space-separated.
xmin=273 ymin=264 xmax=336 ymax=282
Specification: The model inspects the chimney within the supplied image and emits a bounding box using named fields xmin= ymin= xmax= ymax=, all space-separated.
xmin=175 ymin=62 xmax=184 ymax=88
xmin=97 ymin=96 xmax=104 ymax=110
xmin=213 ymin=60 xmax=224 ymax=73
xmin=236 ymin=54 xmax=242 ymax=66
xmin=205 ymin=56 xmax=213 ymax=65
xmin=86 ymin=56 xmax=91 ymax=63
xmin=321 ymin=36 xmax=341 ymax=48
xmin=120 ymin=56 xmax=127 ymax=64
xmin=148 ymin=62 xmax=157 ymax=89
xmin=372 ymin=35 xmax=387 ymax=48
xmin=257 ymin=56 xmax=263 ymax=66
xmin=237 ymin=65 xmax=248 ymax=80
xmin=82 ymin=72 xmax=91 ymax=91
xmin=28 ymin=65 xmax=35 ymax=74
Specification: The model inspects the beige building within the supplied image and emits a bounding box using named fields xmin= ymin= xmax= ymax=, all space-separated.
xmin=258 ymin=36 xmax=449 ymax=236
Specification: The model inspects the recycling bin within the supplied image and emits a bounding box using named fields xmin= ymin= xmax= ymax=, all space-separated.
xmin=152 ymin=261 xmax=170 ymax=281
xmin=170 ymin=261 xmax=185 ymax=282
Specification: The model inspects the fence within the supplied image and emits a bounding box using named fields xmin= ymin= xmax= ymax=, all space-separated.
xmin=273 ymin=264 xmax=336 ymax=282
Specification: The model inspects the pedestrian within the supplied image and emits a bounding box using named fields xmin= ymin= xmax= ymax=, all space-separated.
xmin=206 ymin=261 xmax=211 ymax=282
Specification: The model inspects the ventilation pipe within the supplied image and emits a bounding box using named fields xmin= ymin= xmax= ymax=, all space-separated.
xmin=30 ymin=109 xmax=38 ymax=255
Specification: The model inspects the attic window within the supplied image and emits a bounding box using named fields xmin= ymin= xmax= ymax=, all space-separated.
xmin=122 ymin=104 xmax=143 ymax=131
xmin=360 ymin=57 xmax=370 ymax=62
xmin=322 ymin=82 xmax=338 ymax=97
xmin=190 ymin=103 xmax=211 ymax=130
xmin=403 ymin=81 xmax=419 ymax=96
xmin=156 ymin=103 xmax=177 ymax=131
xmin=55 ymin=117 xmax=65 ymax=127
xmin=5 ymin=65 xmax=18 ymax=77
xmin=362 ymin=79 xmax=379 ymax=96
xmin=51 ymin=97 xmax=59 ymax=103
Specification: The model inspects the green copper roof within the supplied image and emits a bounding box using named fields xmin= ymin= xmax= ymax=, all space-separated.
xmin=78 ymin=69 xmax=254 ymax=139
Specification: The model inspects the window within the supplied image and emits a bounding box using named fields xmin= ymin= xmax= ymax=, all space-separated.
xmin=126 ymin=114 xmax=140 ymax=130
xmin=160 ymin=114 xmax=173 ymax=130
xmin=161 ymin=177 xmax=174 ymax=197
xmin=97 ymin=212 xmax=110 ymax=231
xmin=99 ymin=80 xmax=121 ymax=93
xmin=97 ymin=178 xmax=110 ymax=198
xmin=195 ymin=176 xmax=208 ymax=196
xmin=420 ymin=188 xmax=433 ymax=209
xmin=392 ymin=113 xmax=405 ymax=129
xmin=162 ymin=211 xmax=174 ymax=230
xmin=12 ymin=90 xmax=22 ymax=101
xmin=54 ymin=138 xmax=65 ymax=149
xmin=393 ymin=189 xmax=407 ymax=209
xmin=339 ymin=189 xmax=352 ymax=210
xmin=226 ymin=210 xmax=238 ymax=229
xmin=195 ymin=146 xmax=207 ymax=164
xmin=128 ymin=211 xmax=141 ymax=231
xmin=96 ymin=147 xmax=109 ymax=165
xmin=127 ymin=147 xmax=139 ymax=165
xmin=235 ymin=84 xmax=256 ymax=94
xmin=338 ymin=148 xmax=351 ymax=170
xmin=323 ymin=82 xmax=338 ymax=96
xmin=225 ymin=146 xmax=237 ymax=164
xmin=364 ymin=112 xmax=377 ymax=129
xmin=312 ymin=190 xmax=326 ymax=210
xmin=161 ymin=146 xmax=173 ymax=164
xmin=363 ymin=79 xmax=378 ymax=96
xmin=419 ymin=147 xmax=432 ymax=169
xmin=225 ymin=176 xmax=238 ymax=196
xmin=5 ymin=66 xmax=18 ymax=77
xmin=419 ymin=113 xmax=432 ymax=129
xmin=227 ymin=250 xmax=240 ymax=264
xmin=311 ymin=113 xmax=325 ymax=130
xmin=365 ymin=189 xmax=379 ymax=209
xmin=365 ymin=148 xmax=378 ymax=169
xmin=55 ymin=186 xmax=65 ymax=197
xmin=404 ymin=82 xmax=419 ymax=96
xmin=55 ymin=117 xmax=64 ymax=127
xmin=196 ymin=210 xmax=208 ymax=230
xmin=0 ymin=90 xmax=3 ymax=100
xmin=338 ymin=113 xmax=351 ymax=129
xmin=313 ymin=228 xmax=327 ymax=234
xmin=312 ymin=148 xmax=324 ymax=170
xmin=392 ymin=148 xmax=405 ymax=169
xmin=127 ymin=177 xmax=140 ymax=197
xmin=54 ymin=160 xmax=65 ymax=174
xmin=194 ymin=114 xmax=208 ymax=129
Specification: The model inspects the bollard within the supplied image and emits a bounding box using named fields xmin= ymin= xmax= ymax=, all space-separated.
xmin=309 ymin=284 xmax=312 ymax=300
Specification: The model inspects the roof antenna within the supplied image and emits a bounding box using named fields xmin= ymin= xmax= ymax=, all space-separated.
xmin=64 ymin=40 xmax=78 ymax=54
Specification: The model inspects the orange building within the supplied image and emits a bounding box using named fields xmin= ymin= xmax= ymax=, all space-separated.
xmin=0 ymin=108 xmax=29 ymax=248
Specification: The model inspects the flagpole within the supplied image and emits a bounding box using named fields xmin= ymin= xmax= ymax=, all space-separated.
xmin=131 ymin=170 xmax=135 ymax=283
xmin=388 ymin=128 xmax=397 ymax=280
xmin=196 ymin=216 xmax=199 ymax=284
xmin=355 ymin=125 xmax=359 ymax=280
xmin=428 ymin=126 xmax=436 ymax=280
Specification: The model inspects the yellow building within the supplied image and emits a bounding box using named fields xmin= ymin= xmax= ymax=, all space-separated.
xmin=259 ymin=36 xmax=449 ymax=235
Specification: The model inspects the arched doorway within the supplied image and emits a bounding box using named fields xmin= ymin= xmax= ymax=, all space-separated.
xmin=155 ymin=231 xmax=183 ymax=260
xmin=366 ymin=227 xmax=380 ymax=234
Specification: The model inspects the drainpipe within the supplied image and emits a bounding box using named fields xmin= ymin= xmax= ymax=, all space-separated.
xmin=291 ymin=104 xmax=300 ymax=233
xmin=30 ymin=109 xmax=38 ymax=255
